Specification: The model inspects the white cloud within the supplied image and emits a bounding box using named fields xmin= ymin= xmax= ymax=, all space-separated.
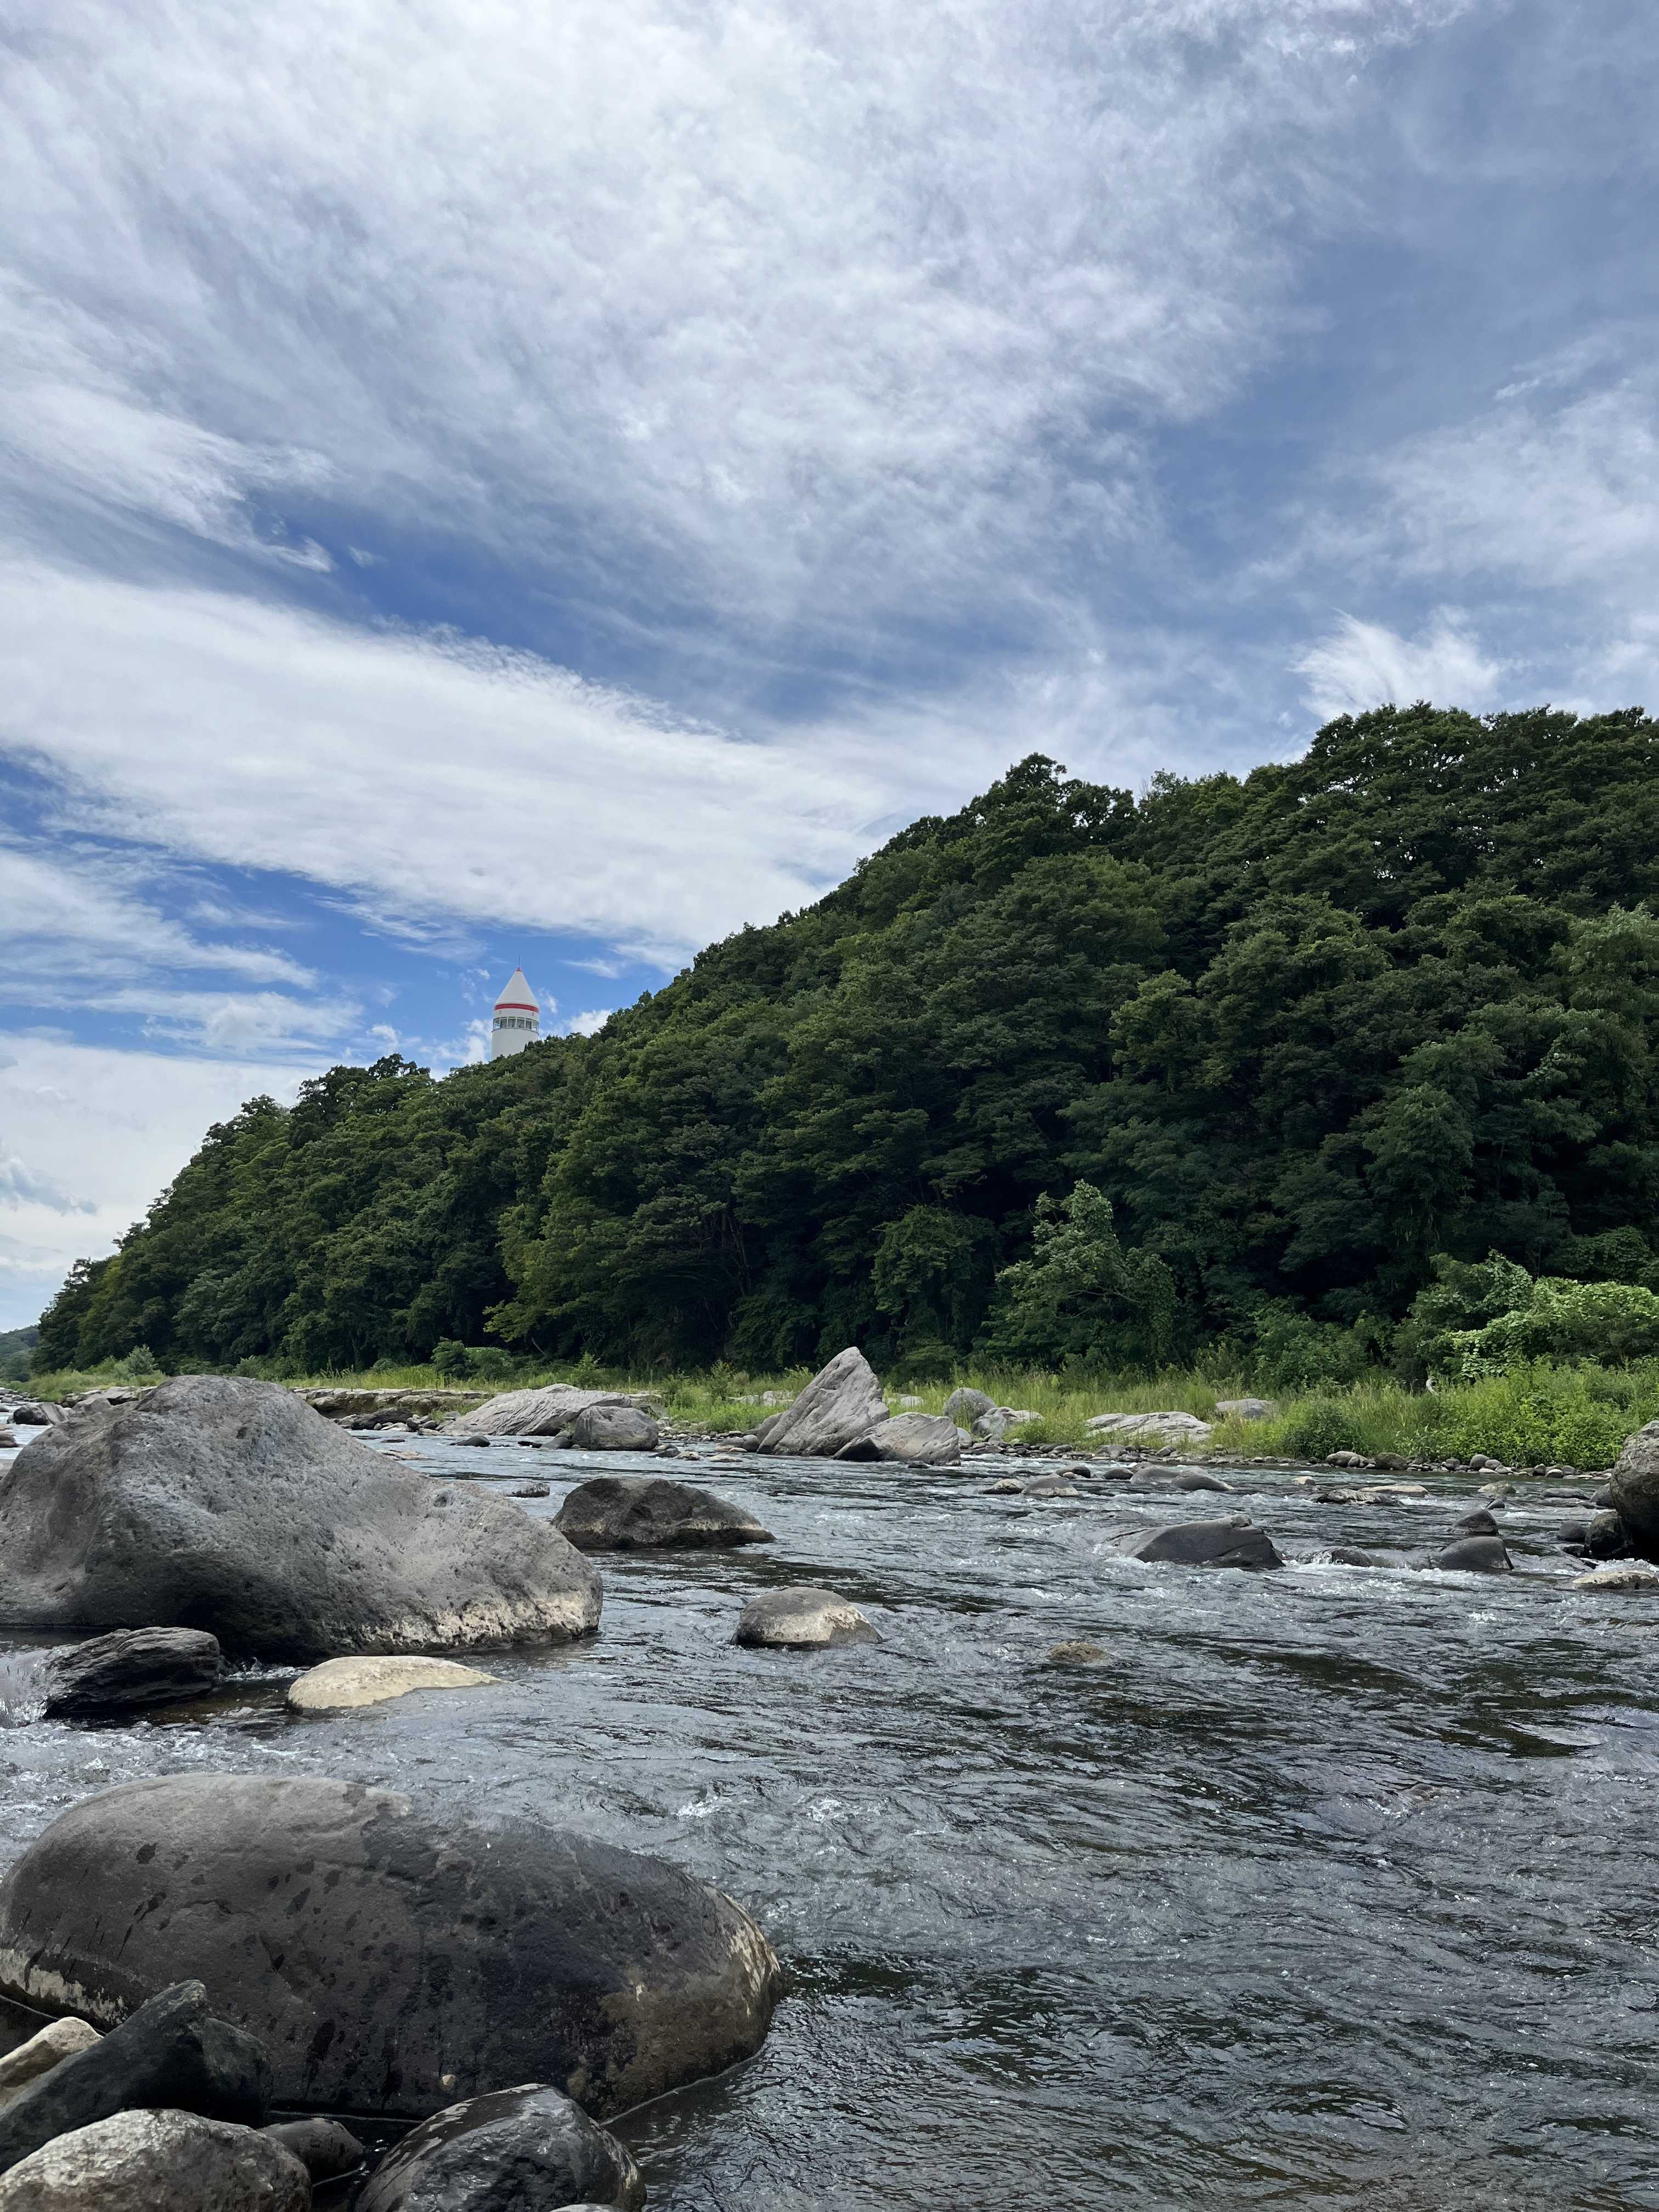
xmin=1294 ymin=612 xmax=1504 ymax=721
xmin=0 ymin=836 xmax=352 ymax=1053
xmin=563 ymin=1009 xmax=614 ymax=1037
xmin=0 ymin=1036 xmax=316 ymax=1328
xmin=0 ymin=562 xmax=893 ymax=966
xmin=0 ymin=1152 xmax=95 ymax=1216
xmin=0 ymin=0 xmax=1462 ymax=658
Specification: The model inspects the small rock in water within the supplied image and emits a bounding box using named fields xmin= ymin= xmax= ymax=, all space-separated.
xmin=453 ymin=1433 xmax=493 ymax=1447
xmin=736 ymin=1586 xmax=881 ymax=1649
xmin=1114 ymin=1517 xmax=1283 ymax=1571
xmin=7 ymin=1403 xmax=64 ymax=1428
xmin=354 ymin=2083 xmax=642 ymax=2212
xmin=555 ymin=1476 xmax=773 ymax=1551
xmin=1322 ymin=1544 xmax=1377 ymax=1567
xmin=1127 ymin=1467 xmax=1232 ymax=1493
xmin=1572 ymin=1565 xmax=1659 ymax=1592
xmin=1022 ymin=1477 xmax=1079 ymax=1498
xmin=0 ymin=1432 xmax=15 ymax=1452
xmin=0 ymin=1980 xmax=269 ymax=2178
xmin=511 ymin=1480 xmax=551 ymax=1498
xmin=0 ymin=2022 xmax=101 ymax=2116
xmin=1583 ymin=1510 xmax=1630 ymax=1559
xmin=1454 ymin=1508 xmax=1500 ymax=1536
xmin=985 ymin=1479 xmax=1024 ymax=1494
xmin=286 ymin=1656 xmax=498 ymax=1713
xmin=1046 ymin=1640 xmax=1109 ymax=1666
xmin=261 ymin=2116 xmax=366 ymax=2181
xmin=1430 ymin=1534 xmax=1512 ymax=1574
xmin=0 ymin=2109 xmax=307 ymax=2212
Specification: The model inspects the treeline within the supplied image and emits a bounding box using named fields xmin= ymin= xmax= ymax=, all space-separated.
xmin=37 ymin=704 xmax=1659 ymax=1384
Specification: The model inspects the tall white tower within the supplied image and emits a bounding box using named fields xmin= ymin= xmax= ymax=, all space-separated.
xmin=489 ymin=967 xmax=541 ymax=1059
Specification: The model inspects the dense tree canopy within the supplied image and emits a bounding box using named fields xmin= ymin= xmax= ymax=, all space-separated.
xmin=37 ymin=703 xmax=1659 ymax=1378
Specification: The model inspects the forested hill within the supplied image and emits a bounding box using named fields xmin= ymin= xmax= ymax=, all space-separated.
xmin=38 ymin=703 xmax=1659 ymax=1380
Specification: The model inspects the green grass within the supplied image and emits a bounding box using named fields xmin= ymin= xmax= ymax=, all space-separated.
xmin=18 ymin=1353 xmax=1659 ymax=1470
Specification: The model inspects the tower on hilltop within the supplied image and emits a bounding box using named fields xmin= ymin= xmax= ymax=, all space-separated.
xmin=489 ymin=967 xmax=541 ymax=1059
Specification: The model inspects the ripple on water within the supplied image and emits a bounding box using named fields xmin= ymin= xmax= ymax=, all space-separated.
xmin=2 ymin=1442 xmax=1658 ymax=2208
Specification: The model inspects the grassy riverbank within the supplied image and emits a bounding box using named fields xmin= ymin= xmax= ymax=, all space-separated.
xmin=20 ymin=1356 xmax=1659 ymax=1470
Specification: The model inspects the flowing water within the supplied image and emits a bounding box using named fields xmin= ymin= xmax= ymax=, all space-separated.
xmin=3 ymin=1431 xmax=1658 ymax=2210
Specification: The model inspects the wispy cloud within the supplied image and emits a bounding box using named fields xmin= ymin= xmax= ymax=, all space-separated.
xmin=1294 ymin=612 xmax=1504 ymax=721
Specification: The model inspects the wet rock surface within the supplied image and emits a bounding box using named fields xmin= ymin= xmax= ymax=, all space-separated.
xmin=0 ymin=1630 xmax=222 ymax=1723
xmin=0 ymin=1775 xmax=781 ymax=2123
xmin=355 ymin=2083 xmax=643 ymax=2212
xmin=1113 ymin=1516 xmax=1283 ymax=1570
xmin=285 ymin=1656 xmax=498 ymax=1712
xmin=0 ymin=1982 xmax=268 ymax=2176
xmin=555 ymin=1477 xmax=774 ymax=1551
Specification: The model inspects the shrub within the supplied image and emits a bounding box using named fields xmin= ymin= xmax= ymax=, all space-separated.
xmin=1274 ymin=1397 xmax=1374 ymax=1461
xmin=431 ymin=1340 xmax=473 ymax=1380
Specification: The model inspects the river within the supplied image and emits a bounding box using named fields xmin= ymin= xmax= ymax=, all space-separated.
xmin=2 ymin=1434 xmax=1657 ymax=2210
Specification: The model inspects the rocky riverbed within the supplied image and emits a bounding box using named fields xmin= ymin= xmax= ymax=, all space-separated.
xmin=2 ymin=1409 xmax=1659 ymax=2207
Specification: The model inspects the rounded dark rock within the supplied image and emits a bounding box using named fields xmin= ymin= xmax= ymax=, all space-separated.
xmin=1113 ymin=1517 xmax=1283 ymax=1571
xmin=0 ymin=1774 xmax=783 ymax=2124
xmin=554 ymin=1476 xmax=773 ymax=1551
xmin=1431 ymin=1534 xmax=1513 ymax=1574
xmin=0 ymin=1376 xmax=600 ymax=1661
xmin=1454 ymin=1508 xmax=1500 ymax=1537
xmin=261 ymin=2117 xmax=366 ymax=2181
xmin=354 ymin=2084 xmax=642 ymax=2212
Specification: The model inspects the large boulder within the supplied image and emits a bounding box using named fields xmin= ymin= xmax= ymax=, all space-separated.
xmin=836 ymin=1413 xmax=962 ymax=1465
xmin=1608 ymin=1419 xmax=1659 ymax=1556
xmin=566 ymin=1404 xmax=659 ymax=1453
xmin=0 ymin=1982 xmax=269 ymax=2176
xmin=450 ymin=1388 xmax=658 ymax=1438
xmin=943 ymin=1387 xmax=995 ymax=1426
xmin=0 ymin=2110 xmax=307 ymax=2212
xmin=356 ymin=2084 xmax=642 ymax=2212
xmin=753 ymin=1350 xmax=887 ymax=1458
xmin=1114 ymin=1516 xmax=1282 ymax=1570
xmin=0 ymin=1376 xmax=600 ymax=1661
xmin=1086 ymin=1410 xmax=1214 ymax=1445
xmin=0 ymin=1776 xmax=782 ymax=2124
xmin=7 ymin=1406 xmax=62 ymax=1429
xmin=554 ymin=1477 xmax=773 ymax=1551
xmin=735 ymin=1587 xmax=880 ymax=1649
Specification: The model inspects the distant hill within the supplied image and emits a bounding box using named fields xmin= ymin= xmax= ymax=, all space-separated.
xmin=0 ymin=1324 xmax=39 ymax=1385
xmin=37 ymin=703 xmax=1659 ymax=1379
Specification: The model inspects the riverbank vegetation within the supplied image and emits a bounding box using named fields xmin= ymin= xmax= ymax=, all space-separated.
xmin=20 ymin=1352 xmax=1659 ymax=1470
xmin=31 ymin=704 xmax=1659 ymax=1418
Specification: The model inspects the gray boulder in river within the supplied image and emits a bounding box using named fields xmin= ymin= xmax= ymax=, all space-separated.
xmin=0 ymin=2109 xmax=308 ymax=2212
xmin=6 ymin=1403 xmax=62 ymax=1428
xmin=449 ymin=1386 xmax=658 ymax=1437
xmin=0 ymin=1628 xmax=222 ymax=1723
xmin=753 ymin=1348 xmax=888 ymax=1458
xmin=0 ymin=1376 xmax=600 ymax=1661
xmin=355 ymin=2084 xmax=642 ymax=2212
xmin=1114 ymin=1516 xmax=1283 ymax=1570
xmin=1607 ymin=1418 xmax=1659 ymax=1556
xmin=555 ymin=1476 xmax=773 ymax=1551
xmin=736 ymin=1586 xmax=881 ymax=1648
xmin=836 ymin=1412 xmax=962 ymax=1464
xmin=1430 ymin=1533 xmax=1512 ymax=1573
xmin=0 ymin=1775 xmax=783 ymax=2124
xmin=566 ymin=1403 xmax=659 ymax=1452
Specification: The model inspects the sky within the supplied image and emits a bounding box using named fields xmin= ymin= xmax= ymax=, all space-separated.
xmin=1 ymin=0 xmax=1656 ymax=1328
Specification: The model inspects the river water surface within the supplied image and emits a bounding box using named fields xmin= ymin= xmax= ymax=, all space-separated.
xmin=2 ymin=1432 xmax=1657 ymax=2211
